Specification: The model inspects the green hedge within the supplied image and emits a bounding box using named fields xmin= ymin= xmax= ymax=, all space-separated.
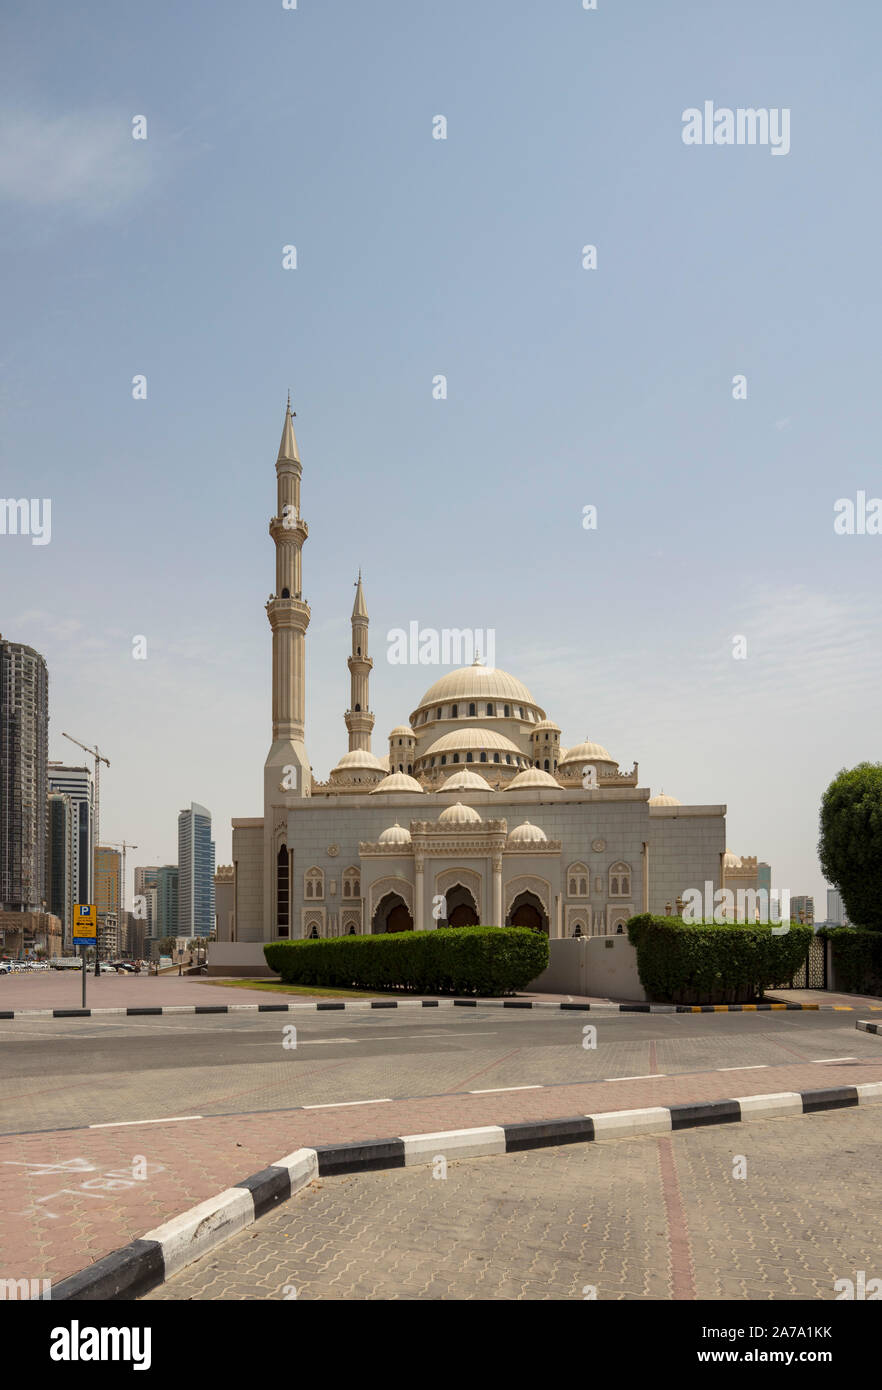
xmin=264 ymin=926 xmax=549 ymax=996
xmin=818 ymin=927 xmax=882 ymax=997
xmin=626 ymin=914 xmax=813 ymax=1004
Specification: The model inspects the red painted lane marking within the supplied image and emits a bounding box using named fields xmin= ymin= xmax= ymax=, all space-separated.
xmin=445 ymin=1048 xmax=522 ymax=1093
xmin=656 ymin=1135 xmax=696 ymax=1300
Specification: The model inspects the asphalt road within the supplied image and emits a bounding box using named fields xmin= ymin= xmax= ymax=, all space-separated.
xmin=1 ymin=1008 xmax=878 ymax=1137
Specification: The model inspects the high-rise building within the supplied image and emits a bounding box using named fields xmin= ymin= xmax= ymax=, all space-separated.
xmin=47 ymin=763 xmax=93 ymax=906
xmin=178 ymin=803 xmax=215 ymax=938
xmin=0 ymin=636 xmax=49 ymax=912
xmin=826 ymin=887 xmax=850 ymax=926
xmin=47 ymin=791 xmax=75 ymax=945
xmin=134 ymin=865 xmax=160 ymax=934
xmin=791 ymin=895 xmax=814 ymax=927
xmin=757 ymin=862 xmax=771 ymax=895
xmin=156 ymin=865 xmax=179 ymax=939
xmin=95 ymin=846 xmax=121 ymax=916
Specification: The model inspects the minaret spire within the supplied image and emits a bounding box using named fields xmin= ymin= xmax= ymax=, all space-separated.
xmin=345 ymin=571 xmax=374 ymax=752
xmin=265 ymin=394 xmax=310 ymax=772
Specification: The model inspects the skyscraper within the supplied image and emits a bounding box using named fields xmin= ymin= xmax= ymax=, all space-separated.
xmin=134 ymin=865 xmax=160 ymax=934
xmin=178 ymin=804 xmax=215 ymax=938
xmin=827 ymin=887 xmax=850 ymax=926
xmin=47 ymin=763 xmax=93 ymax=905
xmin=156 ymin=865 xmax=179 ymax=940
xmin=0 ymin=636 xmax=49 ymax=911
xmin=47 ymin=791 xmax=75 ymax=944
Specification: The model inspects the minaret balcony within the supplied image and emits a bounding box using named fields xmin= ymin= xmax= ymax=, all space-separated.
xmin=269 ymin=516 xmax=308 ymax=544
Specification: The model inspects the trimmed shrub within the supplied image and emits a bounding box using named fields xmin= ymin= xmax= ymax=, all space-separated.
xmin=818 ymin=927 xmax=882 ymax=997
xmin=626 ymin=914 xmax=813 ymax=1004
xmin=264 ymin=926 xmax=549 ymax=996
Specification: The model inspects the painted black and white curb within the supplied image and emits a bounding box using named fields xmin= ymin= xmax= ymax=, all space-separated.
xmin=857 ymin=1019 xmax=882 ymax=1036
xmin=49 ymin=1081 xmax=882 ymax=1302
xmin=0 ymin=997 xmax=865 ymax=1022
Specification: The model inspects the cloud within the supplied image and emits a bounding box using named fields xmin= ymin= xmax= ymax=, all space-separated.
xmin=0 ymin=109 xmax=154 ymax=216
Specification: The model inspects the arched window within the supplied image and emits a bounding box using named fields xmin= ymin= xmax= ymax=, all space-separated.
xmin=544 ymin=759 xmax=550 ymax=770
xmin=451 ymin=705 xmax=458 ymax=718
xmin=504 ymin=704 xmax=510 ymax=717
xmin=505 ymin=754 xmax=511 ymax=764
xmin=609 ymin=862 xmax=631 ymax=898
xmin=486 ymin=703 xmax=493 ymax=716
xmin=276 ymin=845 xmax=289 ymax=934
xmin=357 ymin=646 xmax=361 ymax=655
xmin=480 ymin=751 xmax=487 ymax=762
xmin=493 ymin=753 xmax=500 ymax=763
xmin=436 ymin=708 xmax=442 ymax=719
xmin=398 ymin=763 xmax=403 ymax=772
xmin=441 ymin=755 xmax=447 ymax=765
xmin=281 ymin=587 xmax=290 ymax=598
xmin=453 ymin=753 xmax=460 ymax=763
xmin=407 ymin=764 xmax=412 ymax=774
xmin=355 ymin=703 xmax=361 ymax=711
xmin=309 ymin=925 xmax=319 ymax=939
xmin=469 ymin=702 xmax=476 ymax=716
xmin=518 ymin=707 xmax=524 ymax=718
xmin=567 ymin=864 xmax=589 ymax=898
xmin=304 ymin=867 xmax=324 ymax=900
xmin=343 ymin=867 xmax=360 ymax=900
xmin=466 ymin=752 xmax=473 ymax=762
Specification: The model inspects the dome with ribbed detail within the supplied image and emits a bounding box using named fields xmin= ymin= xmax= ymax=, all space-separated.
xmin=378 ymin=822 xmax=412 ymax=845
xmin=649 ymin=792 xmax=682 ymax=807
xmin=507 ymin=767 xmax=563 ymax=791
xmin=422 ymin=729 xmax=522 ymax=758
xmin=558 ymin=739 xmax=617 ymax=767
xmin=437 ymin=802 xmax=481 ymax=825
xmin=438 ymin=769 xmax=495 ymax=793
xmin=369 ymin=771 xmax=424 ymax=795
xmin=507 ymin=820 xmax=548 ymax=845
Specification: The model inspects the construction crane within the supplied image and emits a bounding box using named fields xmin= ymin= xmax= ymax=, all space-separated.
xmin=105 ymin=840 xmax=138 ymax=951
xmin=61 ymin=732 xmax=110 ymax=890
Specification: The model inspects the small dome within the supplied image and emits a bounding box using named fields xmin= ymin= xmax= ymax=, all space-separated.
xmin=422 ymin=728 xmax=521 ymax=758
xmin=378 ymin=822 xmax=412 ymax=845
xmin=330 ymin=749 xmax=386 ymax=773
xmin=723 ymin=849 xmax=742 ymax=869
xmin=533 ymin=719 xmax=561 ymax=733
xmin=507 ymin=767 xmax=563 ymax=791
xmin=507 ymin=819 xmax=548 ymax=845
xmin=558 ymin=739 xmax=616 ymax=767
xmin=438 ymin=768 xmax=495 ymax=793
xmin=438 ymin=801 xmax=481 ymax=825
xmin=389 ymin=725 xmax=413 ymax=738
xmin=369 ymin=771 xmax=424 ymax=795
xmin=649 ymin=791 xmax=682 ymax=807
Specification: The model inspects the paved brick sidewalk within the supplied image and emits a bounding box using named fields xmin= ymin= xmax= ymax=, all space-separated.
xmin=144 ymin=1105 xmax=882 ymax=1300
xmin=4 ymin=1054 xmax=881 ymax=1286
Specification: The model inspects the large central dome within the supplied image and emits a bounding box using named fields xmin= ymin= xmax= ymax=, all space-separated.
xmin=414 ymin=663 xmax=540 ymax=712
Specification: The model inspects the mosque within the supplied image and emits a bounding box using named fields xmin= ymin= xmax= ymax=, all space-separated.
xmin=229 ymin=402 xmax=728 ymax=944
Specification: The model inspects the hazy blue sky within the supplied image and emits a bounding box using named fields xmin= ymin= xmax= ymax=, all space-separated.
xmin=1 ymin=0 xmax=880 ymax=910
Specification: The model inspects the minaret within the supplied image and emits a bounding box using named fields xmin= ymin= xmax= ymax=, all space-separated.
xmin=344 ymin=571 xmax=375 ymax=752
xmin=264 ymin=395 xmax=311 ymax=801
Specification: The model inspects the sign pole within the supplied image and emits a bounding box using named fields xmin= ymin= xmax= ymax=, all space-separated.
xmin=73 ymin=904 xmax=97 ymax=1006
xmin=81 ymin=942 xmax=87 ymax=1008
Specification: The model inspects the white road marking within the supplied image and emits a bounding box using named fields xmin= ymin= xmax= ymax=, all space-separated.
xmin=89 ymin=1115 xmax=203 ymax=1129
xmin=718 ymin=1065 xmax=768 ymax=1071
xmin=810 ymin=1056 xmax=858 ymax=1063
xmin=302 ymin=1098 xmax=393 ymax=1109
xmin=469 ymin=1085 xmax=543 ymax=1094
xmin=614 ymin=1074 xmax=664 ymax=1081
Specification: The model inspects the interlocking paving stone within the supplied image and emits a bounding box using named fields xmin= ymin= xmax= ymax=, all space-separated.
xmin=144 ymin=1106 xmax=882 ymax=1301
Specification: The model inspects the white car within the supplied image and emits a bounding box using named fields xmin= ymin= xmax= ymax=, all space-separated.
xmin=0 ymin=961 xmax=12 ymax=975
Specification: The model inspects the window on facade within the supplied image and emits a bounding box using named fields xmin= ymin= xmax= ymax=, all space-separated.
xmin=480 ymin=751 xmax=487 ymax=762
xmin=437 ymin=708 xmax=442 ymax=719
xmin=609 ymin=863 xmax=631 ymax=898
xmin=493 ymin=753 xmax=500 ymax=763
xmin=407 ymin=764 xmax=412 ymax=774
xmin=451 ymin=705 xmax=458 ymax=717
xmin=469 ymin=702 xmax=476 ymax=716
xmin=466 ymin=752 xmax=473 ymax=762
xmin=441 ymin=755 xmax=447 ymax=765
xmin=518 ymin=707 xmax=524 ymax=718
xmin=453 ymin=753 xmax=459 ymax=763
xmin=505 ymin=755 xmax=511 ymax=764
xmin=486 ymin=703 xmax=493 ymax=716
xmin=305 ymin=867 xmax=324 ymax=900
xmin=277 ymin=845 xmax=289 ymax=930
xmin=504 ymin=704 xmax=510 ymax=717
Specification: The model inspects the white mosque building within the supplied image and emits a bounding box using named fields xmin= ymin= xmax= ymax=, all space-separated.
xmin=228 ymin=402 xmax=728 ymax=948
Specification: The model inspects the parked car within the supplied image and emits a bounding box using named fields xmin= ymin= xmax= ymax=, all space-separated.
xmin=98 ymin=963 xmax=116 ymax=975
xmin=0 ymin=961 xmax=12 ymax=975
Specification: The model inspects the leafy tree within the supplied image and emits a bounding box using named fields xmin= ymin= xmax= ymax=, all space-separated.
xmin=157 ymin=935 xmax=178 ymax=955
xmin=819 ymin=763 xmax=882 ymax=929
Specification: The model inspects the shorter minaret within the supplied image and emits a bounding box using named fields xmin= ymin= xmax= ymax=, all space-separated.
xmin=344 ymin=571 xmax=375 ymax=752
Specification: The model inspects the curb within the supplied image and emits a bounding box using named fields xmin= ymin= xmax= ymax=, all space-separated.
xmin=1 ymin=998 xmax=872 ymax=1021
xmin=49 ymin=1080 xmax=882 ymax=1302
xmin=857 ymin=1019 xmax=882 ymax=1036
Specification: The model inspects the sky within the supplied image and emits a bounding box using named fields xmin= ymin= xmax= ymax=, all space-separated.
xmin=1 ymin=0 xmax=880 ymax=912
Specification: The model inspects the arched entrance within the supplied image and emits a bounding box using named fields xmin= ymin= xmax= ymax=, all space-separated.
xmin=372 ymin=892 xmax=414 ymax=934
xmin=506 ymin=891 xmax=549 ymax=935
xmin=442 ymin=883 xmax=480 ymax=928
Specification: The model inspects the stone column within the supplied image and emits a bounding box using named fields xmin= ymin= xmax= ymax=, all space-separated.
xmin=415 ymin=855 xmax=426 ymax=929
xmin=492 ymin=853 xmax=503 ymax=926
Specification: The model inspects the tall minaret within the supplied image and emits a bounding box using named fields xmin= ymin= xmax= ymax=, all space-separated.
xmin=264 ymin=395 xmax=311 ymax=804
xmin=344 ymin=571 xmax=374 ymax=752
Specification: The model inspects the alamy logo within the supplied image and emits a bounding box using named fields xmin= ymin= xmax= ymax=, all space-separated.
xmin=386 ymin=623 xmax=495 ymax=668
xmin=0 ymin=1276 xmax=51 ymax=1299
xmin=0 ymin=498 xmax=52 ymax=545
xmin=681 ymin=102 xmax=790 ymax=156
xmin=50 ymin=1321 xmax=152 ymax=1370
xmin=681 ymin=883 xmax=790 ymax=924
